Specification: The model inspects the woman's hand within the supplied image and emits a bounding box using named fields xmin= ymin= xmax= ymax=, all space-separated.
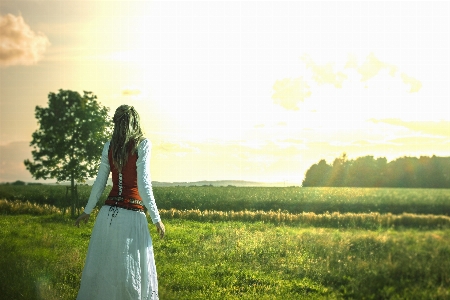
xmin=155 ymin=221 xmax=165 ymax=239
xmin=74 ymin=212 xmax=90 ymax=227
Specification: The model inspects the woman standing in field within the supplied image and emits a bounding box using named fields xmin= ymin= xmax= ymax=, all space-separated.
xmin=75 ymin=105 xmax=165 ymax=300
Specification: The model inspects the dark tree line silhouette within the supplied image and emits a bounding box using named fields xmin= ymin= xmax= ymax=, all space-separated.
xmin=302 ymin=153 xmax=450 ymax=188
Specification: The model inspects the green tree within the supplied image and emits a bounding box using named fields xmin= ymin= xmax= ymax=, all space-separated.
xmin=303 ymin=154 xmax=450 ymax=188
xmin=385 ymin=157 xmax=419 ymax=187
xmin=329 ymin=153 xmax=349 ymax=187
xmin=24 ymin=89 xmax=113 ymax=217
xmin=346 ymin=156 xmax=387 ymax=187
xmin=302 ymin=159 xmax=332 ymax=187
xmin=11 ymin=180 xmax=26 ymax=186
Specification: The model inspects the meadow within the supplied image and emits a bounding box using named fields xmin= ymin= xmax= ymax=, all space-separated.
xmin=0 ymin=185 xmax=449 ymax=299
xmin=1 ymin=185 xmax=450 ymax=215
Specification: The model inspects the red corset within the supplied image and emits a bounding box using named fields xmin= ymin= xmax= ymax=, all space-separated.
xmin=107 ymin=143 xmax=142 ymax=201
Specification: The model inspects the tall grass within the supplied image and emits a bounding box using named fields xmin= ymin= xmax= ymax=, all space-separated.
xmin=2 ymin=200 xmax=450 ymax=230
xmin=0 ymin=199 xmax=63 ymax=216
xmin=159 ymin=208 xmax=450 ymax=229
xmin=1 ymin=185 xmax=450 ymax=215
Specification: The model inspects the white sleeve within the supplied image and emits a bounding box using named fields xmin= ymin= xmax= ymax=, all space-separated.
xmin=84 ymin=141 xmax=110 ymax=214
xmin=137 ymin=139 xmax=161 ymax=224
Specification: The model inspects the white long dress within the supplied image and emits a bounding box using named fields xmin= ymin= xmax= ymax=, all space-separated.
xmin=77 ymin=139 xmax=161 ymax=300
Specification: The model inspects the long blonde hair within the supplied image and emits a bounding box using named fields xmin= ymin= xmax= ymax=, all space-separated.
xmin=110 ymin=105 xmax=144 ymax=172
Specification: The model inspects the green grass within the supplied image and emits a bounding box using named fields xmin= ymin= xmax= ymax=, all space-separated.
xmin=0 ymin=184 xmax=99 ymax=208
xmin=1 ymin=185 xmax=450 ymax=215
xmin=154 ymin=186 xmax=450 ymax=215
xmin=0 ymin=214 xmax=88 ymax=299
xmin=0 ymin=214 xmax=449 ymax=299
xmin=1 ymin=185 xmax=449 ymax=299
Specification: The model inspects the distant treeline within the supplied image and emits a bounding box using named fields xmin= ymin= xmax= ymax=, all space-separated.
xmin=302 ymin=154 xmax=450 ymax=188
xmin=0 ymin=180 xmax=43 ymax=186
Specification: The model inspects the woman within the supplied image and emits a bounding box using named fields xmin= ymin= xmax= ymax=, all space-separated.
xmin=75 ymin=105 xmax=165 ymax=300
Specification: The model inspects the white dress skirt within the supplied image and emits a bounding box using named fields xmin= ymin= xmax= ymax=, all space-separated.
xmin=76 ymin=206 xmax=159 ymax=300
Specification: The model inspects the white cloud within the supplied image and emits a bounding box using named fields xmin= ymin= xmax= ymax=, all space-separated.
xmin=400 ymin=73 xmax=422 ymax=93
xmin=0 ymin=14 xmax=50 ymax=66
xmin=122 ymin=88 xmax=141 ymax=96
xmin=272 ymin=77 xmax=311 ymax=110
xmin=346 ymin=53 xmax=422 ymax=93
xmin=371 ymin=119 xmax=450 ymax=138
xmin=347 ymin=53 xmax=397 ymax=82
xmin=154 ymin=141 xmax=200 ymax=154
xmin=301 ymin=54 xmax=347 ymax=88
xmin=273 ymin=52 xmax=425 ymax=111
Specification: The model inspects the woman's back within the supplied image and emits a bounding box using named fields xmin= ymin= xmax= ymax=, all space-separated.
xmin=108 ymin=142 xmax=141 ymax=200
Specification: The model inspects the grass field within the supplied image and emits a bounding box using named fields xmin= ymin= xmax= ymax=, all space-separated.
xmin=0 ymin=186 xmax=450 ymax=299
xmin=1 ymin=185 xmax=450 ymax=215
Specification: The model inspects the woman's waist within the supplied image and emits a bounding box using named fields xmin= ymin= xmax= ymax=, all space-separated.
xmin=108 ymin=186 xmax=142 ymax=200
xmin=104 ymin=196 xmax=144 ymax=212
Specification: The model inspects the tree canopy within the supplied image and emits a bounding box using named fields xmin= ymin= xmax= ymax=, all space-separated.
xmin=24 ymin=90 xmax=113 ymax=215
xmin=302 ymin=154 xmax=450 ymax=188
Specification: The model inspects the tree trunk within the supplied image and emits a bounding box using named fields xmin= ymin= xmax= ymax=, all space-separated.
xmin=71 ymin=173 xmax=75 ymax=218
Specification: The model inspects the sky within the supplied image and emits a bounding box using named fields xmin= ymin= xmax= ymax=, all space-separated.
xmin=0 ymin=0 xmax=449 ymax=185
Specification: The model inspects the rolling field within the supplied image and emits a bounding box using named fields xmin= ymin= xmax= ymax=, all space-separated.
xmin=0 ymin=185 xmax=449 ymax=299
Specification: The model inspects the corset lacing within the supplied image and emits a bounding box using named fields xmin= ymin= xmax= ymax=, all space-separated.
xmin=108 ymin=172 xmax=124 ymax=226
xmin=107 ymin=204 xmax=120 ymax=226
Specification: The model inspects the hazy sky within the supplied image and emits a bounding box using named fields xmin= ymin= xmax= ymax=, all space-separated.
xmin=0 ymin=0 xmax=449 ymax=184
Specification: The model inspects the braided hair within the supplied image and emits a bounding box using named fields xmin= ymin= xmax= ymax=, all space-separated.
xmin=110 ymin=105 xmax=145 ymax=172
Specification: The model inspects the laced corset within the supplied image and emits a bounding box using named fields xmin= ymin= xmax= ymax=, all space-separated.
xmin=106 ymin=144 xmax=143 ymax=224
xmin=108 ymin=143 xmax=142 ymax=200
xmin=83 ymin=139 xmax=161 ymax=225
